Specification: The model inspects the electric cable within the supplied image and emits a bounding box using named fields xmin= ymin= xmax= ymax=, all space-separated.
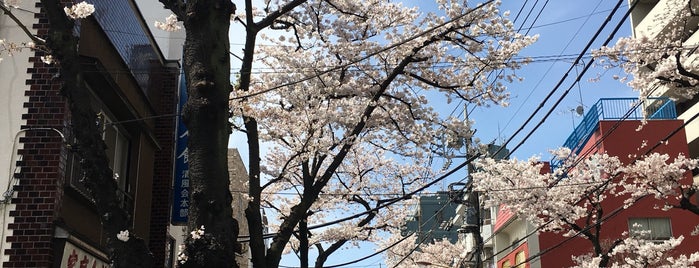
xmin=452 ymin=3 xmax=634 ymax=262
xmin=236 ymin=152 xmax=482 ymax=242
xmin=230 ymin=0 xmax=495 ymax=100
xmin=487 ymin=0 xmax=627 ymax=160
xmin=321 ymin=184 xmax=464 ymax=267
xmin=505 ymin=0 xmax=640 ymax=158
xmin=500 ymin=0 xmax=604 ymax=136
xmin=496 ymin=0 xmax=637 ymax=157
xmin=460 ymin=94 xmax=697 ymax=266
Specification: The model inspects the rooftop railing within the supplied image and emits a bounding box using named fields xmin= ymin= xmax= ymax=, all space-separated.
xmin=552 ymin=97 xmax=676 ymax=168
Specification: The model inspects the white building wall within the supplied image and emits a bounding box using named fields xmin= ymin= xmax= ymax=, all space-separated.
xmin=0 ymin=1 xmax=40 ymax=266
xmin=133 ymin=0 xmax=185 ymax=60
xmin=629 ymin=0 xmax=699 ymax=180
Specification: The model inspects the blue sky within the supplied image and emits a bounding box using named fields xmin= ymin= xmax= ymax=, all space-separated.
xmin=228 ymin=0 xmax=639 ymax=266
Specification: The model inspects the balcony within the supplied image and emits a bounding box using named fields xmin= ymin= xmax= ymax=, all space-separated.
xmin=558 ymin=97 xmax=676 ymax=159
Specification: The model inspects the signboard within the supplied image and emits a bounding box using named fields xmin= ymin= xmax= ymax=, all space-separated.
xmin=59 ymin=241 xmax=109 ymax=268
xmin=172 ymin=73 xmax=189 ymax=224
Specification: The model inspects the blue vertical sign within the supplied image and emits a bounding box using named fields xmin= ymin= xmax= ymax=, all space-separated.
xmin=172 ymin=73 xmax=189 ymax=224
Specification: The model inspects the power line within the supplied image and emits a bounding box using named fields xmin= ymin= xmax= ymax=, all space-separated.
xmin=340 ymin=5 xmax=652 ymax=258
xmin=453 ymin=2 xmax=658 ymax=259
xmin=236 ymin=152 xmax=481 ymax=242
xmin=489 ymin=0 xmax=627 ymax=160
xmin=419 ymin=10 xmax=635 ymax=262
xmin=230 ymin=0 xmax=496 ymax=100
xmin=513 ymin=103 xmax=699 ymax=266
xmin=462 ymin=94 xmax=697 ymax=267
xmin=459 ymin=86 xmax=661 ymax=265
xmin=499 ymin=0 xmax=605 ymax=137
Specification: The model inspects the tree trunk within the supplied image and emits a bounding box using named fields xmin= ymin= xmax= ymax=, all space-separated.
xmin=178 ymin=0 xmax=240 ymax=267
xmin=299 ymin=216 xmax=309 ymax=268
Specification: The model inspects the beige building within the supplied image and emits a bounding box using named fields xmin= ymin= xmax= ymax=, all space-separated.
xmin=229 ymin=148 xmax=251 ymax=267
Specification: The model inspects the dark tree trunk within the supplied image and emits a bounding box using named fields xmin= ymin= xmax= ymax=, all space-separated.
xmin=39 ymin=0 xmax=153 ymax=267
xmin=177 ymin=0 xmax=240 ymax=267
xmin=299 ymin=217 xmax=309 ymax=268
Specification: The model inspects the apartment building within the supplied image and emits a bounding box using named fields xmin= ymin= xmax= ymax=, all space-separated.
xmin=488 ymin=98 xmax=698 ymax=268
xmin=228 ymin=148 xmax=251 ymax=267
xmin=628 ymin=0 xmax=699 ymax=181
xmin=402 ymin=191 xmax=460 ymax=244
xmin=0 ymin=0 xmax=181 ymax=266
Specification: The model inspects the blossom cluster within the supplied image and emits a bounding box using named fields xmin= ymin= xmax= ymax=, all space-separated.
xmin=473 ymin=149 xmax=699 ymax=266
xmin=572 ymin=234 xmax=699 ymax=267
xmin=0 ymin=39 xmax=45 ymax=64
xmin=63 ymin=1 xmax=95 ymax=19
xmin=592 ymin=0 xmax=699 ymax=99
xmin=190 ymin=225 xmax=205 ymax=240
xmin=228 ymin=0 xmax=536 ymax=263
xmin=154 ymin=14 xmax=181 ymax=32
xmin=176 ymin=244 xmax=188 ymax=264
xmin=116 ymin=230 xmax=129 ymax=242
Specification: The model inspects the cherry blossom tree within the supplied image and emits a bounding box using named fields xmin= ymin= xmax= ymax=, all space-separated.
xmin=592 ymin=0 xmax=699 ymax=99
xmin=382 ymin=235 xmax=467 ymax=267
xmin=620 ymin=152 xmax=699 ymax=214
xmin=220 ymin=0 xmax=538 ymax=266
xmin=7 ymin=0 xmax=535 ymax=266
xmin=0 ymin=0 xmax=153 ymax=267
xmin=472 ymin=149 xmax=699 ymax=267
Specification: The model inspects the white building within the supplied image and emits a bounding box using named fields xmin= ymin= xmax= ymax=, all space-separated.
xmin=628 ymin=0 xmax=699 ymax=178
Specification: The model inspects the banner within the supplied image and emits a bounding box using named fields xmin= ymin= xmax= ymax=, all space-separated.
xmin=171 ymin=73 xmax=189 ymax=224
xmin=60 ymin=241 xmax=109 ymax=268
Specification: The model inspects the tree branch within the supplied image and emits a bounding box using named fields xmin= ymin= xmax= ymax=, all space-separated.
xmin=0 ymin=4 xmax=46 ymax=46
xmin=255 ymin=0 xmax=307 ymax=30
xmin=158 ymin=0 xmax=186 ymax=18
xmin=674 ymin=52 xmax=699 ymax=81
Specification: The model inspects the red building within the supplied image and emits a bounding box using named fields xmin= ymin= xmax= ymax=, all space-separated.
xmin=492 ymin=98 xmax=698 ymax=268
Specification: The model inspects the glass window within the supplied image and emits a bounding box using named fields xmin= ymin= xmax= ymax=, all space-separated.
xmin=482 ymin=207 xmax=492 ymax=225
xmin=64 ymin=88 xmax=132 ymax=215
xmin=99 ymin=113 xmax=130 ymax=192
xmin=502 ymin=260 xmax=511 ymax=268
xmin=629 ymin=218 xmax=672 ymax=240
xmin=515 ymin=251 xmax=526 ymax=268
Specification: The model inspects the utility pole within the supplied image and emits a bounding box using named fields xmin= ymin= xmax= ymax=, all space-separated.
xmin=466 ymin=151 xmax=483 ymax=268
xmin=463 ymin=104 xmax=483 ymax=268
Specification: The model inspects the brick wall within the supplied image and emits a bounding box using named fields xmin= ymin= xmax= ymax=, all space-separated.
xmin=4 ymin=2 xmax=67 ymax=265
xmin=149 ymin=62 xmax=180 ymax=268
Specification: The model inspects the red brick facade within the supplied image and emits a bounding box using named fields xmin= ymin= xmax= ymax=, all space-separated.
xmin=149 ymin=63 xmax=180 ymax=268
xmin=4 ymin=1 xmax=180 ymax=267
xmin=3 ymin=2 xmax=68 ymax=266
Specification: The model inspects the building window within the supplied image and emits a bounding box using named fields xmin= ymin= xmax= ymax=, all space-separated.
xmin=483 ymin=247 xmax=494 ymax=268
xmin=515 ymin=251 xmax=526 ymax=268
xmin=502 ymin=260 xmax=511 ymax=268
xmin=99 ymin=112 xmax=130 ymax=192
xmin=628 ymin=218 xmax=672 ymax=240
xmin=482 ymin=207 xmax=492 ymax=225
xmin=64 ymin=90 xmax=133 ymax=214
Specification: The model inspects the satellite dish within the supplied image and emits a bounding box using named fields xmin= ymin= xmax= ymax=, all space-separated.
xmin=575 ymin=105 xmax=585 ymax=116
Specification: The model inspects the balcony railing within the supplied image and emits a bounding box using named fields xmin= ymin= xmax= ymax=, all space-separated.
xmin=553 ymin=97 xmax=676 ymax=167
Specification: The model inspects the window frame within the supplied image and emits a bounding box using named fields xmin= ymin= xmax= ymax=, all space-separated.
xmin=628 ymin=217 xmax=672 ymax=241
